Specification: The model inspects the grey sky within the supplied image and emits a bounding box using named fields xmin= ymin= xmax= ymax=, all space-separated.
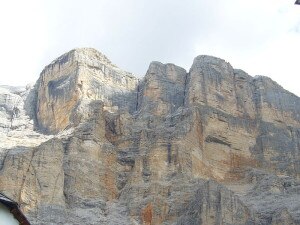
xmin=0 ymin=0 xmax=299 ymax=96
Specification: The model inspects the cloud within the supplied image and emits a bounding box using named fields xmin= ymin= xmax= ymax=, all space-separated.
xmin=0 ymin=0 xmax=299 ymax=96
xmin=291 ymin=20 xmax=300 ymax=33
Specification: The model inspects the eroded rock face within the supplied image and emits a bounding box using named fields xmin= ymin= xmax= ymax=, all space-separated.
xmin=137 ymin=62 xmax=187 ymax=116
xmin=36 ymin=48 xmax=138 ymax=133
xmin=0 ymin=85 xmax=52 ymax=152
xmin=0 ymin=48 xmax=300 ymax=225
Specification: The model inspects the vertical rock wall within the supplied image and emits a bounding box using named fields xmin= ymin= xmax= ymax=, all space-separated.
xmin=0 ymin=48 xmax=299 ymax=224
xmin=36 ymin=48 xmax=139 ymax=133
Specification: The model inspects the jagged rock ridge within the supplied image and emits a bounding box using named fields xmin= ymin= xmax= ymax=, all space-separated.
xmin=0 ymin=48 xmax=300 ymax=225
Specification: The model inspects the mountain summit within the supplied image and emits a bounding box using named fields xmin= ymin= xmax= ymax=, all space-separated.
xmin=0 ymin=48 xmax=300 ymax=224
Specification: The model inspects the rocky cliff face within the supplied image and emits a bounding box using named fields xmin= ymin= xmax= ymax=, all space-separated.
xmin=36 ymin=48 xmax=138 ymax=133
xmin=0 ymin=48 xmax=300 ymax=225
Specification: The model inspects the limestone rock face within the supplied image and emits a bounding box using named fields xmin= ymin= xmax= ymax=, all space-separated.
xmin=36 ymin=48 xmax=138 ymax=133
xmin=0 ymin=48 xmax=300 ymax=225
xmin=0 ymin=85 xmax=52 ymax=150
xmin=137 ymin=62 xmax=187 ymax=115
xmin=187 ymin=56 xmax=257 ymax=118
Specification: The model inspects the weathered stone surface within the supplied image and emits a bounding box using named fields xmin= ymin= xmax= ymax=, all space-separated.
xmin=0 ymin=85 xmax=52 ymax=150
xmin=0 ymin=139 xmax=65 ymax=224
xmin=0 ymin=48 xmax=300 ymax=224
xmin=137 ymin=62 xmax=187 ymax=116
xmin=36 ymin=48 xmax=138 ymax=133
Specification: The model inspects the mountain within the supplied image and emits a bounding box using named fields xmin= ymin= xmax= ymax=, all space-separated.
xmin=0 ymin=48 xmax=300 ymax=225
